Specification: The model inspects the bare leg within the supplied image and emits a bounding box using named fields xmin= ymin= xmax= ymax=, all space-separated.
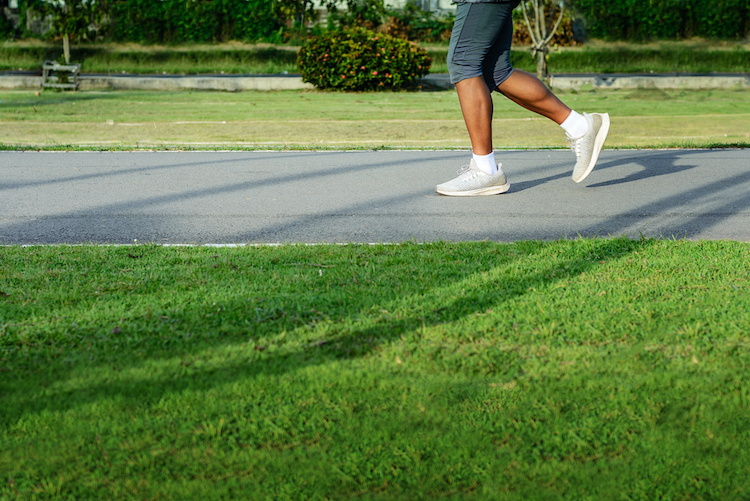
xmin=455 ymin=76 xmax=494 ymax=155
xmin=497 ymin=69 xmax=571 ymax=124
xmin=457 ymin=70 xmax=572 ymax=156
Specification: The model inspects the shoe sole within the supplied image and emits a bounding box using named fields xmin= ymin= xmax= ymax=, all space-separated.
xmin=436 ymin=182 xmax=510 ymax=196
xmin=574 ymin=113 xmax=610 ymax=184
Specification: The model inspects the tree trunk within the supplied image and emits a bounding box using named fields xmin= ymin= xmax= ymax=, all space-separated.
xmin=522 ymin=0 xmax=565 ymax=83
xmin=536 ymin=47 xmax=547 ymax=81
xmin=63 ymin=34 xmax=70 ymax=64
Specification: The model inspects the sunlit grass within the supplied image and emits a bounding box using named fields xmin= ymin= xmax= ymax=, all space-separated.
xmin=1 ymin=41 xmax=748 ymax=75
xmin=2 ymin=239 xmax=750 ymax=499
xmin=1 ymin=87 xmax=749 ymax=149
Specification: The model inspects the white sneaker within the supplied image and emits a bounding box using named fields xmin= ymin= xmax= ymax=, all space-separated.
xmin=569 ymin=112 xmax=610 ymax=183
xmin=436 ymin=159 xmax=510 ymax=197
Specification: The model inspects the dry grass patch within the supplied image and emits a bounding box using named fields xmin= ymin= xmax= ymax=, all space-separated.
xmin=1 ymin=88 xmax=749 ymax=149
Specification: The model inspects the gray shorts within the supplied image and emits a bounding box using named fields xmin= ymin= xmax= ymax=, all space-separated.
xmin=447 ymin=1 xmax=521 ymax=90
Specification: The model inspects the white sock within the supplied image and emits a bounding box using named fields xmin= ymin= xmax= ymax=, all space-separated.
xmin=560 ymin=110 xmax=589 ymax=139
xmin=472 ymin=151 xmax=498 ymax=175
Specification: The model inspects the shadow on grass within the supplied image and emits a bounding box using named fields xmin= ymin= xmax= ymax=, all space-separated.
xmin=1 ymin=237 xmax=654 ymax=425
xmin=0 ymin=90 xmax=123 ymax=111
xmin=0 ymin=46 xmax=299 ymax=73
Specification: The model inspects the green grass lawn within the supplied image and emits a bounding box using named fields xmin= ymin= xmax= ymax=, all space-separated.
xmin=2 ymin=239 xmax=750 ymax=499
xmin=1 ymin=87 xmax=749 ymax=149
xmin=1 ymin=40 xmax=748 ymax=75
xmin=0 ymin=42 xmax=301 ymax=75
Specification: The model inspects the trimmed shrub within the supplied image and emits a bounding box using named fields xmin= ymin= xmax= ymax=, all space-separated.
xmin=297 ymin=28 xmax=431 ymax=91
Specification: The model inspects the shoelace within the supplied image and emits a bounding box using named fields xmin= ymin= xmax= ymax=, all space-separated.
xmin=455 ymin=163 xmax=502 ymax=178
xmin=455 ymin=164 xmax=471 ymax=176
xmin=566 ymin=135 xmax=582 ymax=158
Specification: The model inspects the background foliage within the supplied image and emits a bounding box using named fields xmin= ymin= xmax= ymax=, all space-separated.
xmin=28 ymin=0 xmax=107 ymax=42
xmin=380 ymin=3 xmax=455 ymax=42
xmin=0 ymin=8 xmax=14 ymax=39
xmin=574 ymin=0 xmax=750 ymax=40
xmin=328 ymin=0 xmax=387 ymax=31
xmin=107 ymin=0 xmax=281 ymax=43
xmin=512 ymin=3 xmax=581 ymax=46
xmin=2 ymin=0 xmax=750 ymax=43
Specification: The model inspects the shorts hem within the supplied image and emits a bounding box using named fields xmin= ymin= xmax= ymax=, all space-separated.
xmin=449 ymin=70 xmax=484 ymax=85
xmin=492 ymin=67 xmax=515 ymax=89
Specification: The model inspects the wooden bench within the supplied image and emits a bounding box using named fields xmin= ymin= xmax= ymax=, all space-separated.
xmin=41 ymin=60 xmax=81 ymax=90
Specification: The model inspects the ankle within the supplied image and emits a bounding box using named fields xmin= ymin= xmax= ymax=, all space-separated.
xmin=472 ymin=151 xmax=498 ymax=175
xmin=560 ymin=110 xmax=589 ymax=138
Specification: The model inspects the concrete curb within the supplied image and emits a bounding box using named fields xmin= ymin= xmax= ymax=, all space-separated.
xmin=0 ymin=73 xmax=315 ymax=91
xmin=1 ymin=72 xmax=748 ymax=91
xmin=0 ymin=75 xmax=40 ymax=89
xmin=421 ymin=73 xmax=750 ymax=91
xmin=549 ymin=73 xmax=750 ymax=91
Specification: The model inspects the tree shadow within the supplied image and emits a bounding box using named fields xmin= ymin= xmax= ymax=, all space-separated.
xmin=585 ymin=150 xmax=701 ymax=188
xmin=577 ymin=155 xmax=750 ymax=239
xmin=2 ymin=147 xmax=748 ymax=424
xmin=0 ymin=151 xmax=458 ymax=243
xmin=510 ymin=170 xmax=570 ymax=192
xmin=509 ymin=149 xmax=698 ymax=193
xmin=0 ymin=151 xmax=316 ymax=192
xmin=1 ymin=237 xmax=653 ymax=426
xmin=0 ymin=91 xmax=122 ymax=110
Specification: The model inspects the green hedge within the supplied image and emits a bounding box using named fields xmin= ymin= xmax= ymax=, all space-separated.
xmin=5 ymin=0 xmax=750 ymax=43
xmin=0 ymin=10 xmax=14 ymax=39
xmin=104 ymin=0 xmax=280 ymax=43
xmin=574 ymin=0 xmax=750 ymax=40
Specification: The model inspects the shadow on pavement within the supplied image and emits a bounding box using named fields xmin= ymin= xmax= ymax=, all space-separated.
xmin=1 ymin=150 xmax=748 ymax=244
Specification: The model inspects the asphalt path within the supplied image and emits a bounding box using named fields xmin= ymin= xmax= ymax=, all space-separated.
xmin=2 ymin=149 xmax=749 ymax=244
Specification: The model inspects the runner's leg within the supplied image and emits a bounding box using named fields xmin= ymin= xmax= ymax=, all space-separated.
xmin=496 ymin=69 xmax=571 ymax=125
xmin=456 ymin=76 xmax=493 ymax=155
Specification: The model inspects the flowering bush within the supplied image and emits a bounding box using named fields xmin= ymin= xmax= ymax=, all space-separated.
xmin=297 ymin=28 xmax=431 ymax=91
